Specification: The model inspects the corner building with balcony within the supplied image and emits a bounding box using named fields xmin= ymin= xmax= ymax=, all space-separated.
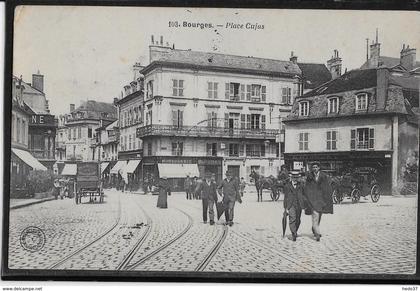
xmin=136 ymin=39 xmax=302 ymax=190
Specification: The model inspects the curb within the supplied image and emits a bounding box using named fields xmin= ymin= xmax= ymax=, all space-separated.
xmin=10 ymin=197 xmax=55 ymax=210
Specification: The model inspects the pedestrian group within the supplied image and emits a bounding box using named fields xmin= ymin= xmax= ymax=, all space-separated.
xmin=155 ymin=161 xmax=333 ymax=241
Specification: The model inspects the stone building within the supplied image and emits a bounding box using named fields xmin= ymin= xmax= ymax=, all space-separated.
xmin=64 ymin=101 xmax=117 ymax=162
xmin=283 ymin=63 xmax=419 ymax=193
xmin=136 ymin=37 xmax=303 ymax=191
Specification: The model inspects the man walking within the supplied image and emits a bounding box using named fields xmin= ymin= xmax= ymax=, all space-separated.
xmin=217 ymin=171 xmax=242 ymax=226
xmin=195 ymin=172 xmax=218 ymax=225
xmin=283 ymin=171 xmax=305 ymax=241
xmin=303 ymin=161 xmax=333 ymax=241
xmin=184 ymin=175 xmax=192 ymax=200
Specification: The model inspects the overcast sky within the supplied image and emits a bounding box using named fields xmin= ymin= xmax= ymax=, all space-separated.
xmin=13 ymin=6 xmax=420 ymax=115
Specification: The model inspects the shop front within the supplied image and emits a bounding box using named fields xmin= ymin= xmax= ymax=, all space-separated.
xmin=284 ymin=150 xmax=393 ymax=192
xmin=141 ymin=156 xmax=223 ymax=192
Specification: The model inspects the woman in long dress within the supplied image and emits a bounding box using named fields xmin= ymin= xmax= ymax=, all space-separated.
xmin=157 ymin=176 xmax=171 ymax=208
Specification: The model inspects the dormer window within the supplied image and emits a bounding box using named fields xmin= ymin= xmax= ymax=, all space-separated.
xmin=356 ymin=93 xmax=368 ymax=111
xmin=328 ymin=97 xmax=339 ymax=114
xmin=299 ymin=101 xmax=309 ymax=116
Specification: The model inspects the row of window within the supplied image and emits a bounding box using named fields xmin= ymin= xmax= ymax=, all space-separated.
xmin=298 ymin=93 xmax=369 ymax=116
xmin=119 ymin=134 xmax=141 ymax=152
xmin=68 ymin=127 xmax=93 ymax=140
xmin=298 ymin=128 xmax=375 ymax=151
xmin=11 ymin=114 xmax=27 ymax=145
xmin=146 ymin=79 xmax=294 ymax=104
xmin=121 ymin=105 xmax=143 ymax=128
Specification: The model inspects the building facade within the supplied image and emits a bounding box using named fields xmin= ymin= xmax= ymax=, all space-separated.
xmin=136 ymin=38 xmax=303 ymax=190
xmin=54 ymin=115 xmax=67 ymax=174
xmin=112 ymin=64 xmax=144 ymax=191
xmin=11 ymin=76 xmax=47 ymax=197
xmin=64 ymin=101 xmax=117 ymax=162
xmin=283 ymin=65 xmax=419 ymax=193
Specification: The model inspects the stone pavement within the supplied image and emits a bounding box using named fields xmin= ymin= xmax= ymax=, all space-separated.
xmin=7 ymin=188 xmax=417 ymax=274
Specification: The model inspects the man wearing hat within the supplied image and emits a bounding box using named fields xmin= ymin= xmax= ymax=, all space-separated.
xmin=283 ymin=171 xmax=305 ymax=241
xmin=217 ymin=170 xmax=241 ymax=226
xmin=303 ymin=161 xmax=333 ymax=241
xmin=195 ymin=172 xmax=218 ymax=225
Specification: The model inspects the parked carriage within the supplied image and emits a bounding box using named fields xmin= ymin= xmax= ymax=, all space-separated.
xmin=329 ymin=167 xmax=381 ymax=204
xmin=74 ymin=162 xmax=104 ymax=204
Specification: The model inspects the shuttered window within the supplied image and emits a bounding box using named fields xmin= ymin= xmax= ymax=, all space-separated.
xmin=240 ymin=84 xmax=245 ymax=100
xmin=261 ymin=115 xmax=266 ymax=130
xmin=246 ymin=85 xmax=251 ymax=101
xmin=240 ymin=114 xmax=246 ymax=129
xmin=261 ymin=86 xmax=266 ymax=102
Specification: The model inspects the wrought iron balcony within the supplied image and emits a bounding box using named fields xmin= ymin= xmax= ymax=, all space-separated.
xmin=136 ymin=124 xmax=278 ymax=140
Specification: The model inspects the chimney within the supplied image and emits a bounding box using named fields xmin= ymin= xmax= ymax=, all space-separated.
xmin=376 ymin=67 xmax=389 ymax=111
xmin=327 ymin=49 xmax=342 ymax=79
xmin=369 ymin=29 xmax=381 ymax=68
xmin=32 ymin=72 xmax=44 ymax=92
xmin=400 ymin=44 xmax=416 ymax=71
xmin=149 ymin=35 xmax=174 ymax=63
xmin=113 ymin=97 xmax=119 ymax=105
xmin=70 ymin=103 xmax=75 ymax=112
xmin=289 ymin=51 xmax=298 ymax=64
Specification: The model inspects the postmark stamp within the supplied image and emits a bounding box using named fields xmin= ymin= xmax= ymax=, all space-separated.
xmin=19 ymin=226 xmax=46 ymax=252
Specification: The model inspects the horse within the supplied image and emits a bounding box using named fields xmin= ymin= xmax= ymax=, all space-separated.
xmin=249 ymin=170 xmax=282 ymax=202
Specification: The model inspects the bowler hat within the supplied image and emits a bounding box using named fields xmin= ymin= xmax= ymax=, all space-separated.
xmin=225 ymin=170 xmax=232 ymax=176
xmin=289 ymin=170 xmax=301 ymax=177
xmin=311 ymin=161 xmax=321 ymax=167
xmin=204 ymin=172 xmax=212 ymax=178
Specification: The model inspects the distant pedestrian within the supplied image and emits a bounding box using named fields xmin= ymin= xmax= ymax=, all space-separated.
xmin=239 ymin=177 xmax=246 ymax=197
xmin=192 ymin=176 xmax=198 ymax=199
xmin=157 ymin=176 xmax=171 ymax=209
xmin=303 ymin=161 xmax=333 ymax=241
xmin=283 ymin=171 xmax=305 ymax=241
xmin=217 ymin=171 xmax=242 ymax=227
xmin=184 ymin=175 xmax=192 ymax=200
xmin=195 ymin=172 xmax=218 ymax=225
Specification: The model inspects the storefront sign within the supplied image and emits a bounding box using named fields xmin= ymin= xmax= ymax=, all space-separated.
xmin=30 ymin=114 xmax=55 ymax=125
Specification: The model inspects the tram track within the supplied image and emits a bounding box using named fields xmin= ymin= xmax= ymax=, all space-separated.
xmin=48 ymin=193 xmax=122 ymax=270
xmin=122 ymin=207 xmax=194 ymax=271
xmin=194 ymin=225 xmax=228 ymax=271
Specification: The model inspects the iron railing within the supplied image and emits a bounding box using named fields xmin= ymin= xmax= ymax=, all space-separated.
xmin=136 ymin=124 xmax=278 ymax=139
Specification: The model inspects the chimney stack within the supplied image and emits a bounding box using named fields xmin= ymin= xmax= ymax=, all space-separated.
xmin=400 ymin=44 xmax=416 ymax=71
xmin=369 ymin=29 xmax=381 ymax=68
xmin=32 ymin=71 xmax=44 ymax=92
xmin=70 ymin=103 xmax=75 ymax=112
xmin=289 ymin=51 xmax=298 ymax=64
xmin=327 ymin=49 xmax=342 ymax=79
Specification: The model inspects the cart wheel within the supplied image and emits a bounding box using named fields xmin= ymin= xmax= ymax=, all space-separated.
xmin=370 ymin=184 xmax=381 ymax=203
xmin=351 ymin=189 xmax=361 ymax=203
xmin=270 ymin=189 xmax=279 ymax=201
xmin=275 ymin=189 xmax=282 ymax=201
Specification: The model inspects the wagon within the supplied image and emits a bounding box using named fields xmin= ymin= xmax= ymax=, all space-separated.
xmin=74 ymin=162 xmax=104 ymax=204
xmin=331 ymin=167 xmax=381 ymax=204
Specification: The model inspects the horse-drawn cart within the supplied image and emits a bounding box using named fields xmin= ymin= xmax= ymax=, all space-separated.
xmin=75 ymin=162 xmax=104 ymax=204
xmin=330 ymin=167 xmax=381 ymax=204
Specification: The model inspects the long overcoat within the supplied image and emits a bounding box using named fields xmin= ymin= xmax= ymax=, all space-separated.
xmin=303 ymin=171 xmax=333 ymax=214
xmin=157 ymin=178 xmax=171 ymax=208
xmin=283 ymin=181 xmax=305 ymax=210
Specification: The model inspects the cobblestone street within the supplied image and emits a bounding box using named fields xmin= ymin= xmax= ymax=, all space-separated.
xmin=8 ymin=188 xmax=417 ymax=274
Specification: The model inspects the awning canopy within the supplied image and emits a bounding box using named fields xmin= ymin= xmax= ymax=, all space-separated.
xmin=183 ymin=164 xmax=200 ymax=177
xmin=101 ymin=162 xmax=110 ymax=174
xmin=157 ymin=163 xmax=200 ymax=178
xmin=125 ymin=160 xmax=141 ymax=174
xmin=12 ymin=148 xmax=47 ymax=171
xmin=61 ymin=164 xmax=77 ymax=176
xmin=110 ymin=160 xmax=127 ymax=174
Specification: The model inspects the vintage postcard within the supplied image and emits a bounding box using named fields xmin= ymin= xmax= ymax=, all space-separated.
xmin=3 ymin=5 xmax=419 ymax=281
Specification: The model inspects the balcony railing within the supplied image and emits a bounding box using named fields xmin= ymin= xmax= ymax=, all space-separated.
xmin=31 ymin=149 xmax=55 ymax=160
xmin=357 ymin=141 xmax=369 ymax=150
xmin=137 ymin=124 xmax=278 ymax=139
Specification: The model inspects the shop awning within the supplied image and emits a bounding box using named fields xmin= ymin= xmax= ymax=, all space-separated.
xmin=61 ymin=164 xmax=77 ymax=176
xmin=11 ymin=148 xmax=47 ymax=171
xmin=101 ymin=162 xmax=110 ymax=174
xmin=157 ymin=163 xmax=200 ymax=178
xmin=183 ymin=164 xmax=200 ymax=177
xmin=125 ymin=160 xmax=141 ymax=174
xmin=110 ymin=160 xmax=127 ymax=174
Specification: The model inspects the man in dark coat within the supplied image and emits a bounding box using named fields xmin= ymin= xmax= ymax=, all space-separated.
xmin=195 ymin=172 xmax=218 ymax=225
xmin=217 ymin=171 xmax=242 ymax=226
xmin=283 ymin=171 xmax=305 ymax=241
xmin=303 ymin=161 xmax=333 ymax=241
xmin=184 ymin=176 xmax=192 ymax=200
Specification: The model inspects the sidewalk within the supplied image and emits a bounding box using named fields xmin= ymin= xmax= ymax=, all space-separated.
xmin=10 ymin=197 xmax=55 ymax=210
